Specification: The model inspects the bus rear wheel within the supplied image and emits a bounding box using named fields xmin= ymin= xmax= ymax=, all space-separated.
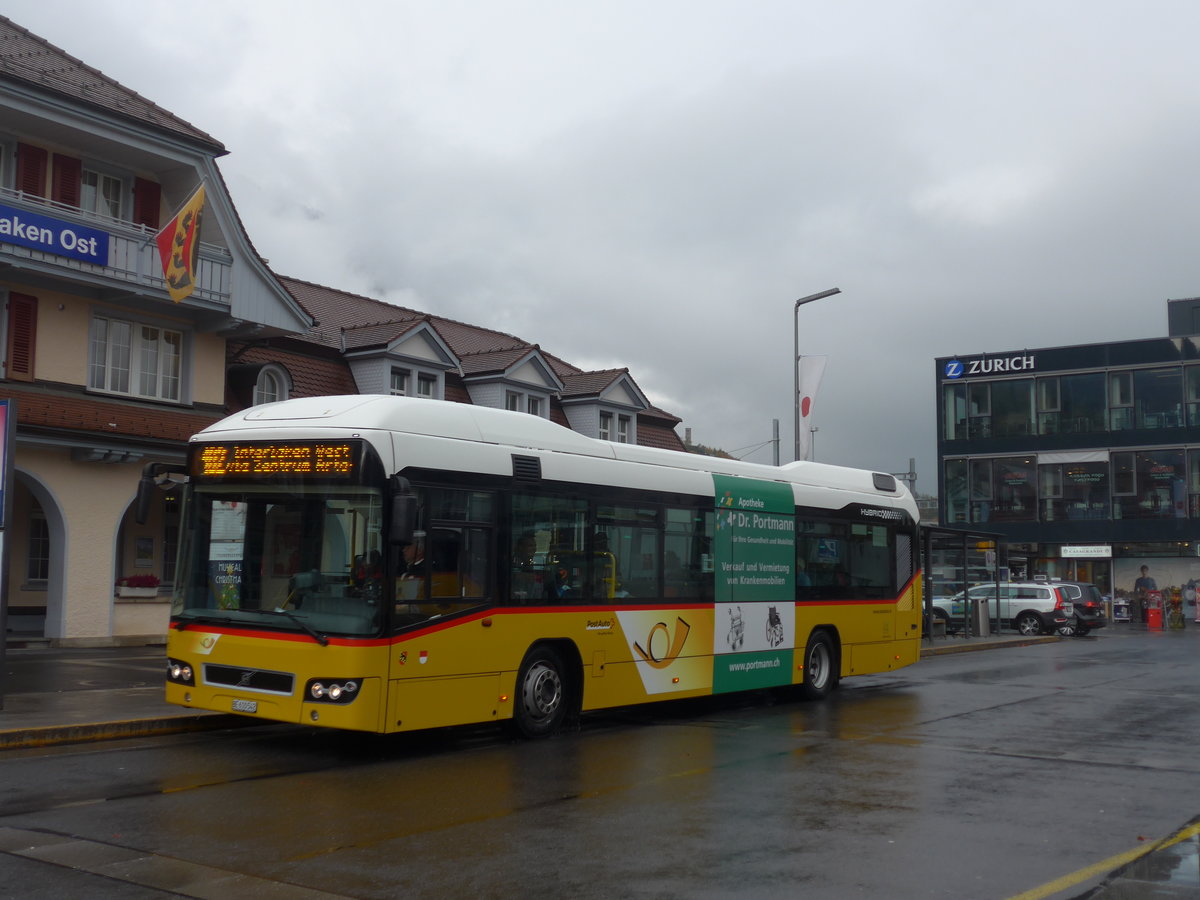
xmin=513 ymin=646 xmax=567 ymax=738
xmin=799 ymin=630 xmax=838 ymax=701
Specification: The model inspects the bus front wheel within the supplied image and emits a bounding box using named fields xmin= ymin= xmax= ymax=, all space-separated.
xmin=799 ymin=631 xmax=838 ymax=701
xmin=513 ymin=646 xmax=567 ymax=738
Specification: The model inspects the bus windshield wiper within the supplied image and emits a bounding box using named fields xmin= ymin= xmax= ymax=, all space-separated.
xmin=266 ymin=608 xmax=330 ymax=646
xmin=173 ymin=613 xmax=234 ymax=631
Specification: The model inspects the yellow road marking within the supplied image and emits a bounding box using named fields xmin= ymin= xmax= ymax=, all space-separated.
xmin=1007 ymin=822 xmax=1200 ymax=900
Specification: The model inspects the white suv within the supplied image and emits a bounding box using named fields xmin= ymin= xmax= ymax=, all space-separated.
xmin=952 ymin=582 xmax=1073 ymax=636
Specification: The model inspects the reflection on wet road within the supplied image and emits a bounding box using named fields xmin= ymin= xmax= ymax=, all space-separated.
xmin=3 ymin=628 xmax=1198 ymax=899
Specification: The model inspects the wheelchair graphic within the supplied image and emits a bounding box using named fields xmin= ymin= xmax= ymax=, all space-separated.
xmin=765 ymin=605 xmax=784 ymax=647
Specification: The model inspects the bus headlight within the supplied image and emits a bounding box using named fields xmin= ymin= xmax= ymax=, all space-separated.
xmin=166 ymin=658 xmax=195 ymax=686
xmin=306 ymin=678 xmax=360 ymax=704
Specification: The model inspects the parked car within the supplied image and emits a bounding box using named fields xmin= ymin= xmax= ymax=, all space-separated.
xmin=1052 ymin=581 xmax=1107 ymax=636
xmin=949 ymin=582 xmax=1073 ymax=636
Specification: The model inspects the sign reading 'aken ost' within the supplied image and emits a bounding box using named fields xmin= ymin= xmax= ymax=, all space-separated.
xmin=0 ymin=203 xmax=109 ymax=264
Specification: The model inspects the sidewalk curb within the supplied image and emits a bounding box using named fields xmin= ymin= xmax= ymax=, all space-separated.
xmin=921 ymin=635 xmax=1060 ymax=657
xmin=0 ymin=713 xmax=256 ymax=751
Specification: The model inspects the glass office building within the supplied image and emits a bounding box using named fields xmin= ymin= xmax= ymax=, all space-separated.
xmin=935 ymin=299 xmax=1200 ymax=617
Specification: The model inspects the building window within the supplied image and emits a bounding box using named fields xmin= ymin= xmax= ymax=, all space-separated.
xmin=27 ymin=504 xmax=49 ymax=582
xmin=254 ymin=366 xmax=289 ymax=405
xmin=1189 ymin=450 xmax=1200 ymax=517
xmin=1112 ymin=449 xmax=1186 ymax=520
xmin=617 ymin=415 xmax=630 ymax=443
xmin=943 ymin=458 xmax=968 ymax=524
xmin=392 ymin=368 xmax=437 ymax=398
xmin=967 ymin=383 xmax=991 ymax=438
xmin=1112 ymin=452 xmax=1135 ymax=496
xmin=943 ymin=383 xmax=967 ymax=440
xmin=1134 ymin=367 xmax=1182 ymax=429
xmin=969 ymin=458 xmax=993 ymax=522
xmin=1109 ymin=372 xmax=1133 ymax=431
xmin=599 ymin=412 xmax=612 ymax=441
xmin=1036 ymin=377 xmax=1059 ymax=433
xmin=81 ymin=168 xmax=123 ymax=220
xmin=991 ymin=457 xmax=1036 ymax=521
xmin=1055 ymin=372 xmax=1106 ymax=434
xmin=1187 ymin=368 xmax=1200 ymax=427
xmin=990 ymin=379 xmax=1033 ymax=438
xmin=1039 ymin=461 xmax=1109 ymax=522
xmin=88 ymin=315 xmax=182 ymax=401
xmin=505 ymin=390 xmax=545 ymax=417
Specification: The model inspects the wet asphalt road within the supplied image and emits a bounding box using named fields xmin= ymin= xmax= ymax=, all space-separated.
xmin=2 ymin=626 xmax=1199 ymax=899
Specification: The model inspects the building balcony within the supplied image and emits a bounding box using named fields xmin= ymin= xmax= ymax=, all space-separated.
xmin=0 ymin=188 xmax=231 ymax=306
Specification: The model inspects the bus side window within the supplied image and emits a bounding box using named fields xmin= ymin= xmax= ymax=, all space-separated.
xmin=664 ymin=507 xmax=713 ymax=601
xmin=510 ymin=493 xmax=587 ymax=605
xmin=429 ymin=526 xmax=489 ymax=598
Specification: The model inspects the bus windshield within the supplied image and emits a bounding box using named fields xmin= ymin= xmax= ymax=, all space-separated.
xmin=172 ymin=483 xmax=385 ymax=639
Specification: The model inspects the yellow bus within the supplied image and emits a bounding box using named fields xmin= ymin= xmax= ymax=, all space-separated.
xmin=153 ymin=395 xmax=921 ymax=737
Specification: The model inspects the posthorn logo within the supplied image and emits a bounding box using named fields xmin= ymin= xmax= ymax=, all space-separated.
xmin=944 ymin=360 xmax=964 ymax=379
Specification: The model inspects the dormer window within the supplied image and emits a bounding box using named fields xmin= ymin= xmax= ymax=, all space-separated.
xmin=391 ymin=367 xmax=438 ymax=398
xmin=599 ymin=411 xmax=633 ymax=443
xmin=254 ymin=365 xmax=290 ymax=405
xmin=506 ymin=389 xmax=547 ymax=418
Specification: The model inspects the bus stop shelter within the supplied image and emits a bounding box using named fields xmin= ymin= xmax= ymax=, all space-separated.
xmin=922 ymin=525 xmax=1006 ymax=638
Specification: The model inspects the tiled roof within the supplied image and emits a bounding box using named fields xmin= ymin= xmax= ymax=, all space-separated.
xmin=459 ymin=346 xmax=543 ymax=377
xmin=0 ymin=383 xmax=223 ymax=445
xmin=226 ymin=342 xmax=358 ymax=403
xmin=636 ymin=420 xmax=687 ymax=451
xmin=275 ymin=274 xmax=685 ymax=451
xmin=641 ymin=405 xmax=682 ymax=425
xmin=281 ymin=278 xmax=424 ymax=350
xmin=0 ymin=15 xmax=224 ymax=152
xmin=560 ymin=368 xmax=630 ymax=398
xmin=281 ymin=275 xmax=550 ymax=363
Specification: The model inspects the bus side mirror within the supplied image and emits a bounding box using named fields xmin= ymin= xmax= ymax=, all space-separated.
xmin=135 ymin=473 xmax=155 ymax=525
xmin=390 ymin=476 xmax=416 ymax=545
xmin=135 ymin=462 xmax=187 ymax=525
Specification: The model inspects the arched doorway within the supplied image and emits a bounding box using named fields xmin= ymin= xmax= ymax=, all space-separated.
xmin=6 ymin=471 xmax=66 ymax=643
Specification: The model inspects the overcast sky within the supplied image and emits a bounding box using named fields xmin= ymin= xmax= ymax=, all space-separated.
xmin=9 ymin=1 xmax=1200 ymax=490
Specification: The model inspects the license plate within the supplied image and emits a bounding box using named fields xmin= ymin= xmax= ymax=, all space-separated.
xmin=231 ymin=699 xmax=258 ymax=713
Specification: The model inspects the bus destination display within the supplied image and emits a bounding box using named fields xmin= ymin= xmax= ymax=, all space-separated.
xmin=194 ymin=442 xmax=357 ymax=479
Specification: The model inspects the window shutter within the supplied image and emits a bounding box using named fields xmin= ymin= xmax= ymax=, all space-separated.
xmin=6 ymin=293 xmax=37 ymax=382
xmin=133 ymin=177 xmax=161 ymax=228
xmin=52 ymin=154 xmax=82 ymax=207
xmin=15 ymin=144 xmax=48 ymax=198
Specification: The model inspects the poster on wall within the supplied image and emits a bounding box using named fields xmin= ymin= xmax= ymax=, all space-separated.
xmin=1113 ymin=558 xmax=1200 ymax=623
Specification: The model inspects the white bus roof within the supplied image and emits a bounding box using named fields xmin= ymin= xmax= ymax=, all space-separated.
xmin=195 ymin=395 xmax=913 ymax=510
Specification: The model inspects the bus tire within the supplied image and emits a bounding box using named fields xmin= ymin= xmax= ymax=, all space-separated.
xmin=512 ymin=646 xmax=568 ymax=738
xmin=799 ymin=630 xmax=838 ymax=701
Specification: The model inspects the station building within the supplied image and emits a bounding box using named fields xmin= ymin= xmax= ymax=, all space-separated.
xmin=0 ymin=16 xmax=685 ymax=646
xmin=935 ymin=299 xmax=1200 ymax=617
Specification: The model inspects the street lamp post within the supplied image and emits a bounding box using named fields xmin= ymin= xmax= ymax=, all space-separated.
xmin=794 ymin=287 xmax=841 ymax=462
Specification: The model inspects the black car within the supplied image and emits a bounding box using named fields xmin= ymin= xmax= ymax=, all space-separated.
xmin=1054 ymin=581 xmax=1107 ymax=636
